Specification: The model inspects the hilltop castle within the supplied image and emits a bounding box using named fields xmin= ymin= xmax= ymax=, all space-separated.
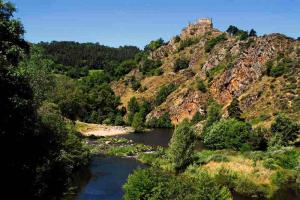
xmin=181 ymin=18 xmax=213 ymax=39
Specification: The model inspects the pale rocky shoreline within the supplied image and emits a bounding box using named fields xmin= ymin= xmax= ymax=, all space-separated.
xmin=76 ymin=121 xmax=135 ymax=137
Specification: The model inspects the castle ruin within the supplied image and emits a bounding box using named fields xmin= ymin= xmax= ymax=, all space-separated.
xmin=180 ymin=18 xmax=213 ymax=39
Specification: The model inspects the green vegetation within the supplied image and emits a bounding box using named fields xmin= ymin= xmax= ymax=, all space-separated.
xmin=205 ymin=33 xmax=227 ymax=52
xmin=144 ymin=38 xmax=165 ymax=52
xmin=177 ymin=37 xmax=199 ymax=51
xmin=123 ymin=168 xmax=232 ymax=200
xmin=168 ymin=119 xmax=196 ymax=171
xmin=191 ymin=111 xmax=205 ymax=124
xmin=155 ymin=83 xmax=177 ymax=106
xmin=39 ymin=42 xmax=140 ymax=78
xmin=226 ymin=25 xmax=253 ymax=40
xmin=195 ymin=77 xmax=207 ymax=92
xmin=227 ymin=97 xmax=242 ymax=120
xmin=139 ymin=58 xmax=163 ymax=76
xmin=203 ymin=101 xmax=222 ymax=130
xmin=203 ymin=118 xmax=252 ymax=150
xmin=146 ymin=112 xmax=173 ymax=128
xmin=0 ymin=2 xmax=90 ymax=198
xmin=206 ymin=64 xmax=226 ymax=81
xmin=173 ymin=58 xmax=190 ymax=72
xmin=269 ymin=114 xmax=300 ymax=146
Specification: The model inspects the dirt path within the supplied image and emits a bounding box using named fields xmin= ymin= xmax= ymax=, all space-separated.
xmin=76 ymin=121 xmax=135 ymax=137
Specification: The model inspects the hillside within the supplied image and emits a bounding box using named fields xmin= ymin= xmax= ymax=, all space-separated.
xmin=111 ymin=18 xmax=300 ymax=127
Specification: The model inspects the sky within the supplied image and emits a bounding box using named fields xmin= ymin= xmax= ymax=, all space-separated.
xmin=11 ymin=0 xmax=300 ymax=48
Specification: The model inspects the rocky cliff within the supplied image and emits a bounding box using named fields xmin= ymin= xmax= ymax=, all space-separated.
xmin=112 ymin=19 xmax=300 ymax=126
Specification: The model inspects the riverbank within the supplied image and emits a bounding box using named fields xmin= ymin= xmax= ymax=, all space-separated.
xmin=75 ymin=121 xmax=135 ymax=136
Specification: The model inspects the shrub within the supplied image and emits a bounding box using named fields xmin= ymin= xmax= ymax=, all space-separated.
xmin=174 ymin=35 xmax=181 ymax=43
xmin=173 ymin=58 xmax=190 ymax=72
xmin=132 ymin=112 xmax=144 ymax=132
xmin=114 ymin=114 xmax=125 ymax=126
xmin=203 ymin=101 xmax=222 ymax=130
xmin=130 ymin=77 xmax=141 ymax=91
xmin=227 ymin=97 xmax=242 ymax=120
xmin=144 ymin=38 xmax=165 ymax=52
xmin=146 ymin=112 xmax=173 ymax=128
xmin=269 ymin=114 xmax=300 ymax=146
xmin=203 ymin=118 xmax=252 ymax=150
xmin=155 ymin=83 xmax=177 ymax=106
xmin=168 ymin=119 xmax=196 ymax=170
xmin=124 ymin=168 xmax=233 ymax=200
xmin=177 ymin=38 xmax=199 ymax=51
xmin=191 ymin=111 xmax=205 ymax=124
xmin=205 ymin=33 xmax=227 ymax=53
xmin=196 ymin=78 xmax=207 ymax=93
xmin=139 ymin=58 xmax=162 ymax=76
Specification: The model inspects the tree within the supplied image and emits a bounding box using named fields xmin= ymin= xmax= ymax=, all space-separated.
xmin=168 ymin=119 xmax=196 ymax=171
xmin=196 ymin=78 xmax=207 ymax=93
xmin=123 ymin=168 xmax=232 ymax=200
xmin=0 ymin=2 xmax=90 ymax=198
xmin=132 ymin=112 xmax=144 ymax=132
xmin=203 ymin=101 xmax=222 ymax=130
xmin=227 ymin=97 xmax=242 ymax=120
xmin=226 ymin=25 xmax=239 ymax=36
xmin=173 ymin=58 xmax=190 ymax=72
xmin=249 ymin=29 xmax=257 ymax=37
xmin=128 ymin=96 xmax=139 ymax=113
xmin=144 ymin=38 xmax=165 ymax=52
xmin=192 ymin=111 xmax=205 ymax=124
xmin=203 ymin=118 xmax=252 ymax=150
xmin=270 ymin=114 xmax=300 ymax=146
xmin=155 ymin=83 xmax=177 ymax=106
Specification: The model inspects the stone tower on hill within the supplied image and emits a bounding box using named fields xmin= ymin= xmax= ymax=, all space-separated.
xmin=181 ymin=18 xmax=213 ymax=39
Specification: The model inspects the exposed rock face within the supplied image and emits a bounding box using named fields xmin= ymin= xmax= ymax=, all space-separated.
xmin=112 ymin=19 xmax=300 ymax=125
xmin=210 ymin=34 xmax=293 ymax=104
xmin=146 ymin=87 xmax=209 ymax=124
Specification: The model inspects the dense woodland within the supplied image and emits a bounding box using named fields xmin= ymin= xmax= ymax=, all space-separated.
xmin=1 ymin=0 xmax=300 ymax=199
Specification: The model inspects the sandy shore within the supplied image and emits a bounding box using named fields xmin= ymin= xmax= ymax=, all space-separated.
xmin=76 ymin=121 xmax=135 ymax=137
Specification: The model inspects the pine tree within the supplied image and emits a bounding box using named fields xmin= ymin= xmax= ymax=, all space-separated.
xmin=227 ymin=97 xmax=242 ymax=120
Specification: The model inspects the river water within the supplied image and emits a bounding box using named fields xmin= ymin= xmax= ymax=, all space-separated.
xmin=70 ymin=129 xmax=298 ymax=200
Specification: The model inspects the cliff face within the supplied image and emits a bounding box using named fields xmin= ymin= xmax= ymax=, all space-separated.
xmin=112 ymin=19 xmax=300 ymax=126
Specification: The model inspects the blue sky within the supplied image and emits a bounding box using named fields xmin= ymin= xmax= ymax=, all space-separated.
xmin=12 ymin=0 xmax=300 ymax=48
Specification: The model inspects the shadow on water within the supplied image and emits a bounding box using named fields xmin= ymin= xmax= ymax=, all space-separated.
xmin=116 ymin=128 xmax=205 ymax=150
xmin=73 ymin=155 xmax=145 ymax=200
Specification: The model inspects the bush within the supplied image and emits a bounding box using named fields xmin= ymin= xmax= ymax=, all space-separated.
xmin=124 ymin=168 xmax=232 ymax=200
xmin=191 ymin=111 xmax=205 ymax=124
xmin=203 ymin=101 xmax=222 ymax=130
xmin=227 ymin=97 xmax=242 ymax=120
xmin=168 ymin=119 xmax=196 ymax=170
xmin=132 ymin=112 xmax=144 ymax=132
xmin=177 ymin=38 xmax=199 ymax=51
xmin=196 ymin=78 xmax=207 ymax=93
xmin=144 ymin=38 xmax=165 ymax=52
xmin=155 ymin=83 xmax=177 ymax=106
xmin=205 ymin=33 xmax=227 ymax=53
xmin=173 ymin=58 xmax=190 ymax=72
xmin=203 ymin=118 xmax=252 ymax=150
xmin=146 ymin=112 xmax=173 ymax=128
xmin=269 ymin=114 xmax=300 ymax=146
xmin=139 ymin=58 xmax=162 ymax=76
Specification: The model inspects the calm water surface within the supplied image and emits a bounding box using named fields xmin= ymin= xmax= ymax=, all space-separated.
xmin=72 ymin=129 xmax=298 ymax=200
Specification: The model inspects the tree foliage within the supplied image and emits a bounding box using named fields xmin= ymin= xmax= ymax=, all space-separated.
xmin=0 ymin=2 xmax=90 ymax=198
xmin=123 ymin=168 xmax=232 ymax=200
xmin=155 ymin=83 xmax=177 ymax=106
xmin=227 ymin=97 xmax=242 ymax=120
xmin=203 ymin=119 xmax=252 ymax=150
xmin=269 ymin=115 xmax=300 ymax=146
xmin=168 ymin=119 xmax=196 ymax=170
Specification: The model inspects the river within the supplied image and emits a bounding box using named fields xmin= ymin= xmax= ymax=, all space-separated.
xmin=68 ymin=129 xmax=298 ymax=200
